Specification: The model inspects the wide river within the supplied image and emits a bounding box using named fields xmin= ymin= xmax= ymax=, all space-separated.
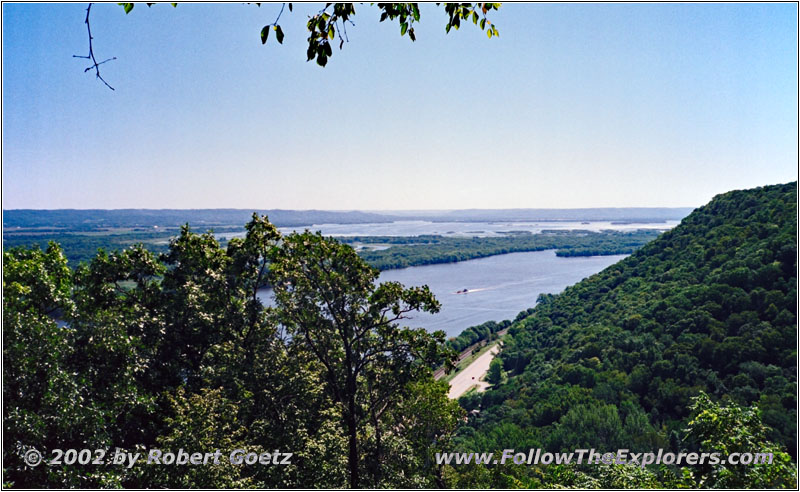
xmin=258 ymin=249 xmax=627 ymax=337
xmin=219 ymin=219 xmax=679 ymax=240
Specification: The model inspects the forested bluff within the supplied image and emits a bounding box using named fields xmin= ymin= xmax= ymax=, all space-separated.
xmin=3 ymin=182 xmax=796 ymax=488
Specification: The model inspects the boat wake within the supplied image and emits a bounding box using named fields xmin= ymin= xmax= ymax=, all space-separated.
xmin=453 ymin=286 xmax=495 ymax=295
xmin=452 ymin=278 xmax=548 ymax=295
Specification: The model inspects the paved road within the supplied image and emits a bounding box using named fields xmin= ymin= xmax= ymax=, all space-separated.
xmin=448 ymin=345 xmax=500 ymax=399
xmin=434 ymin=329 xmax=509 ymax=380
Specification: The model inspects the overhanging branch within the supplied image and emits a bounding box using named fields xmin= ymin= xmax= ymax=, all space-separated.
xmin=73 ymin=3 xmax=116 ymax=91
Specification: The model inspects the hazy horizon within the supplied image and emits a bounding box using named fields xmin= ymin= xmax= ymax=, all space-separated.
xmin=3 ymin=206 xmax=697 ymax=212
xmin=3 ymin=3 xmax=797 ymax=210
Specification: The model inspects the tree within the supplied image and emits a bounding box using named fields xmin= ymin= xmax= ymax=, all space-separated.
xmin=2 ymin=214 xmax=469 ymax=487
xmin=452 ymin=182 xmax=798 ymax=479
xmin=486 ymin=355 xmax=503 ymax=385
xmin=3 ymin=245 xmax=81 ymax=487
xmin=683 ymin=392 xmax=797 ymax=488
xmin=3 ymin=214 xmax=466 ymax=487
xmin=80 ymin=2 xmax=502 ymax=89
xmin=3 ymin=243 xmax=154 ymax=487
xmin=268 ymin=230 xmax=456 ymax=487
xmin=385 ymin=377 xmax=464 ymax=487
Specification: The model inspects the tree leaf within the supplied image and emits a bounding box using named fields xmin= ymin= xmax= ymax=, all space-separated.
xmin=275 ymin=25 xmax=285 ymax=44
xmin=400 ymin=22 xmax=408 ymax=36
xmin=288 ymin=2 xmax=292 ymax=12
xmin=408 ymin=27 xmax=415 ymax=42
xmin=119 ymin=3 xmax=134 ymax=14
xmin=261 ymin=25 xmax=270 ymax=44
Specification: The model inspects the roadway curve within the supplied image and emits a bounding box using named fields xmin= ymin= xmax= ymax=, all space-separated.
xmin=448 ymin=345 xmax=500 ymax=399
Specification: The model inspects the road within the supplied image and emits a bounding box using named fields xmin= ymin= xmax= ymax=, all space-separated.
xmin=433 ymin=328 xmax=509 ymax=380
xmin=448 ymin=345 xmax=500 ymax=399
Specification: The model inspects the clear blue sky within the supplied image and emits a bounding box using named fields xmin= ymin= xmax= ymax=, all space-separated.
xmin=2 ymin=2 xmax=797 ymax=210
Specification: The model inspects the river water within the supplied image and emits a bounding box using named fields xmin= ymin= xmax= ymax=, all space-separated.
xmin=218 ymin=219 xmax=679 ymax=240
xmin=258 ymin=249 xmax=627 ymax=337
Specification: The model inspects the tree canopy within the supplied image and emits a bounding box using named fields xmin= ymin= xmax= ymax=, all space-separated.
xmin=3 ymin=214 xmax=461 ymax=488
xmin=79 ymin=2 xmax=502 ymax=88
xmin=447 ymin=182 xmax=797 ymax=487
xmin=4 ymin=183 xmax=797 ymax=488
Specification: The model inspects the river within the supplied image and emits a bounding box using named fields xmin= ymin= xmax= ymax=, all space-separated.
xmin=258 ymin=249 xmax=627 ymax=337
xmin=217 ymin=219 xmax=679 ymax=240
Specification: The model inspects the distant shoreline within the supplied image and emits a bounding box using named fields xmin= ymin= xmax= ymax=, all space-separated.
xmin=3 ymin=207 xmax=694 ymax=230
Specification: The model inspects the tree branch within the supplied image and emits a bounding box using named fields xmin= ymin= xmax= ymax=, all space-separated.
xmin=73 ymin=3 xmax=116 ymax=91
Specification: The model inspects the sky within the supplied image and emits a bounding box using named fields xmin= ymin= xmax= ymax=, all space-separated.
xmin=2 ymin=2 xmax=797 ymax=210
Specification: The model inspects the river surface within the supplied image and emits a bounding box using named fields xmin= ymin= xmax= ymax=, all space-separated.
xmin=217 ymin=219 xmax=679 ymax=240
xmin=258 ymin=249 xmax=627 ymax=337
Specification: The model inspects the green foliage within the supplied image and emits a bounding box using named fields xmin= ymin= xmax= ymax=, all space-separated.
xmin=446 ymin=318 xmax=515 ymax=353
xmin=356 ymin=229 xmax=661 ymax=270
xmin=295 ymin=3 xmax=501 ymax=66
xmin=683 ymin=392 xmax=797 ymax=488
xmin=3 ymin=214 xmax=462 ymax=488
xmin=268 ymin=230 xmax=458 ymax=487
xmin=133 ymin=388 xmax=255 ymax=488
xmin=3 ymin=243 xmax=154 ymax=487
xmin=4 ymin=220 xmax=659 ymax=270
xmin=486 ymin=357 xmax=504 ymax=385
xmin=3 ymin=242 xmax=74 ymax=317
xmin=451 ymin=182 xmax=797 ymax=487
xmin=4 ymin=183 xmax=795 ymax=488
xmin=118 ymin=2 xmax=501 ymax=67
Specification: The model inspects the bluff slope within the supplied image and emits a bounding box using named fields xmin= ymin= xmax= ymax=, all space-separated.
xmin=459 ymin=182 xmax=797 ymax=456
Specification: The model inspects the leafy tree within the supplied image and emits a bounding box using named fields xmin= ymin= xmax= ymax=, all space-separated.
xmin=3 ymin=244 xmax=155 ymax=487
xmin=268 ymin=230 xmax=456 ymax=487
xmin=683 ymin=392 xmax=797 ymax=488
xmin=5 ymin=183 xmax=797 ymax=489
xmin=132 ymin=388 xmax=255 ymax=488
xmin=486 ymin=356 xmax=504 ymax=385
xmin=79 ymin=2 xmax=502 ymax=89
xmin=3 ymin=213 xmax=467 ymax=488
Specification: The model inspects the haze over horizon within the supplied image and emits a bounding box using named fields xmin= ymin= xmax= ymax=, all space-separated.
xmin=4 ymin=206 xmax=696 ymax=212
xmin=3 ymin=3 xmax=797 ymax=210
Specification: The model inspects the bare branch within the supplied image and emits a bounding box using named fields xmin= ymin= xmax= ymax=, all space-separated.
xmin=73 ymin=3 xmax=115 ymax=90
xmin=83 ymin=56 xmax=116 ymax=72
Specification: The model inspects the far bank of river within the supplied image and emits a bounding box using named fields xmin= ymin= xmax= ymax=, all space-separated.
xmin=217 ymin=219 xmax=680 ymax=240
xmin=259 ymin=249 xmax=626 ymax=337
